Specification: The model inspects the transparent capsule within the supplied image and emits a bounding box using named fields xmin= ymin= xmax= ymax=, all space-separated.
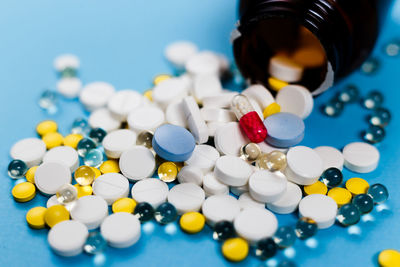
xmin=295 ymin=217 xmax=318 ymax=240
xmin=8 ymin=159 xmax=28 ymax=179
xmin=367 ymin=183 xmax=389 ymax=204
xmin=158 ymin=162 xmax=178 ymax=183
xmin=362 ymin=125 xmax=385 ymax=144
xmin=71 ymin=118 xmax=90 ymax=135
xmin=84 ymin=149 xmax=104 ymax=168
xmin=352 ymin=194 xmax=374 ymax=214
xmin=337 ymin=203 xmax=361 ymax=226
xmin=337 ymin=85 xmax=359 ymax=103
xmin=89 ymin=128 xmax=107 ymax=145
xmin=240 ymin=143 xmax=261 ymax=161
xmin=84 ymin=232 xmax=107 ymax=254
xmin=322 ymin=99 xmax=344 ymax=117
xmin=39 ymin=90 xmax=58 ymax=114
xmin=320 ymin=167 xmax=343 ymax=188
xmin=384 ymin=40 xmax=400 ymax=57
xmin=155 ymin=202 xmax=178 ymax=224
xmin=77 ymin=138 xmax=97 ymax=157
xmin=255 ymin=237 xmax=278 ymax=260
xmin=361 ymin=57 xmax=379 ymax=75
xmin=273 ymin=226 xmax=296 ymax=248
xmin=136 ymin=131 xmax=154 ymax=149
xmin=134 ymin=202 xmax=155 ymax=222
xmin=362 ymin=91 xmax=384 ymax=109
xmin=368 ymin=107 xmax=391 ymax=127
xmin=256 ymin=151 xmax=287 ymax=172
xmin=231 ymin=94 xmax=267 ymax=143
xmin=56 ymin=184 xmax=78 ymax=204
xmin=213 ymin=220 xmax=235 ymax=241
xmin=74 ymin=166 xmax=96 ymax=186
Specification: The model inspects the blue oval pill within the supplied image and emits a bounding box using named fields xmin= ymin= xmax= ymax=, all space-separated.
xmin=263 ymin=112 xmax=305 ymax=148
xmin=152 ymin=124 xmax=196 ymax=162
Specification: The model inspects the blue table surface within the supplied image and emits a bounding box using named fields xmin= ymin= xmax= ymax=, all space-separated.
xmin=0 ymin=1 xmax=400 ymax=266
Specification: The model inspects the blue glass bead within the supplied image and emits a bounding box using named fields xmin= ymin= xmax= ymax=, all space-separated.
xmin=84 ymin=232 xmax=107 ymax=254
xmin=337 ymin=85 xmax=359 ymax=103
xmin=77 ymin=138 xmax=97 ymax=157
xmin=361 ymin=57 xmax=379 ymax=75
xmin=369 ymin=107 xmax=391 ymax=127
xmin=362 ymin=91 xmax=384 ymax=109
xmin=89 ymin=128 xmax=107 ymax=145
xmin=362 ymin=125 xmax=385 ymax=144
xmin=230 ymin=64 xmax=246 ymax=88
xmin=278 ymin=260 xmax=297 ymax=267
xmin=60 ymin=67 xmax=77 ymax=78
xmin=322 ymin=99 xmax=344 ymax=117
xmin=154 ymin=202 xmax=178 ymax=224
xmin=71 ymin=118 xmax=90 ymax=135
xmin=255 ymin=238 xmax=278 ymax=260
xmin=368 ymin=183 xmax=389 ymax=204
xmin=337 ymin=203 xmax=361 ymax=226
xmin=352 ymin=194 xmax=374 ymax=214
xmin=320 ymin=167 xmax=343 ymax=188
xmin=273 ymin=226 xmax=296 ymax=248
xmin=8 ymin=159 xmax=28 ymax=179
xmin=39 ymin=90 xmax=58 ymax=114
xmin=384 ymin=40 xmax=400 ymax=57
xmin=212 ymin=220 xmax=235 ymax=241
xmin=134 ymin=202 xmax=155 ymax=222
xmin=295 ymin=217 xmax=318 ymax=240
xmin=84 ymin=149 xmax=104 ymax=168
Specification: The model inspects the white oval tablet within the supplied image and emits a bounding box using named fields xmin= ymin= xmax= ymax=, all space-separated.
xmin=100 ymin=212 xmax=141 ymax=248
xmin=314 ymin=146 xmax=344 ymax=171
xmin=35 ymin=162 xmax=72 ymax=195
xmin=230 ymin=184 xmax=249 ymax=196
xmin=200 ymin=107 xmax=236 ymax=123
xmin=153 ymin=78 xmax=188 ymax=109
xmin=299 ymin=194 xmax=338 ymax=229
xmin=192 ymin=74 xmax=222 ymax=101
xmin=201 ymin=195 xmax=241 ymax=226
xmin=70 ymin=195 xmax=108 ymax=230
xmin=238 ymin=192 xmax=265 ymax=210
xmin=202 ymin=92 xmax=237 ymax=109
xmin=214 ymin=122 xmax=249 ymax=156
xmin=89 ymin=108 xmax=121 ymax=132
xmin=342 ymin=142 xmax=380 ymax=173
xmin=177 ymin=165 xmax=204 ymax=186
xmin=234 ymin=207 xmax=278 ymax=244
xmin=267 ymin=182 xmax=302 ymax=214
xmin=249 ymin=170 xmax=287 ymax=203
xmin=10 ymin=138 xmax=46 ymax=167
xmin=92 ymin=173 xmax=129 ymax=205
xmin=185 ymin=145 xmax=220 ymax=173
xmin=56 ymin=77 xmax=82 ymax=98
xmin=276 ymin=85 xmax=314 ymax=119
xmin=185 ymin=51 xmax=220 ymax=76
xmin=214 ymin=156 xmax=252 ymax=186
xmin=131 ymin=178 xmax=169 ymax=208
xmin=165 ymin=101 xmax=188 ymax=128
xmin=80 ymin=82 xmax=115 ymax=111
xmin=202 ymin=173 xmax=229 ymax=197
xmin=48 ymin=220 xmax=88 ymax=257
xmin=53 ymin=54 xmax=80 ymax=71
xmin=165 ymin=41 xmax=198 ymax=68
xmin=47 ymin=195 xmax=59 ymax=208
xmin=127 ymin=106 xmax=165 ymax=133
xmin=102 ymin=129 xmax=137 ymax=159
xmin=119 ymin=146 xmax=156 ymax=181
xmin=167 ymin=183 xmax=205 ymax=214
xmin=242 ymin=84 xmax=275 ymax=110
xmin=107 ymin=90 xmax=144 ymax=121
xmin=43 ymin=146 xmax=79 ymax=172
xmin=268 ymin=54 xmax=303 ymax=83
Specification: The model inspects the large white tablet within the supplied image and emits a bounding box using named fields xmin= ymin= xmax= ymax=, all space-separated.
xmin=298 ymin=194 xmax=338 ymax=229
xmin=127 ymin=106 xmax=165 ymax=133
xmin=92 ymin=173 xmax=129 ymax=205
xmin=214 ymin=122 xmax=249 ymax=156
xmin=267 ymin=182 xmax=302 ymax=214
xmin=102 ymin=129 xmax=137 ymax=159
xmin=10 ymin=137 xmax=46 ymax=167
xmin=70 ymin=195 xmax=108 ymax=230
xmin=201 ymin=195 xmax=241 ymax=226
xmin=88 ymin=108 xmax=121 ymax=132
xmin=35 ymin=162 xmax=72 ymax=195
xmin=276 ymin=85 xmax=314 ymax=119
xmin=167 ymin=183 xmax=205 ymax=214
xmin=43 ymin=146 xmax=79 ymax=172
xmin=214 ymin=156 xmax=253 ymax=186
xmin=119 ymin=146 xmax=156 ymax=181
xmin=342 ymin=142 xmax=380 ymax=173
xmin=185 ymin=144 xmax=220 ymax=173
xmin=80 ymin=82 xmax=115 ymax=111
xmin=107 ymin=90 xmax=144 ymax=121
xmin=314 ymin=146 xmax=344 ymax=171
xmin=249 ymin=170 xmax=287 ymax=203
xmin=131 ymin=178 xmax=169 ymax=208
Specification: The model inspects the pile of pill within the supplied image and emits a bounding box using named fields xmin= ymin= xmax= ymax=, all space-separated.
xmin=7 ymin=40 xmax=391 ymax=265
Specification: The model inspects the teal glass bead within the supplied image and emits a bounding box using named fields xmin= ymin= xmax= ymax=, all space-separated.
xmin=212 ymin=220 xmax=235 ymax=241
xmin=384 ymin=40 xmax=400 ymax=57
xmin=322 ymin=99 xmax=344 ymax=117
xmin=337 ymin=85 xmax=359 ymax=103
xmin=255 ymin=238 xmax=278 ymax=260
xmin=320 ymin=167 xmax=343 ymax=188
xmin=352 ymin=194 xmax=374 ymax=214
xmin=369 ymin=107 xmax=391 ymax=127
xmin=362 ymin=125 xmax=385 ymax=144
xmin=337 ymin=203 xmax=361 ymax=226
xmin=84 ymin=232 xmax=107 ymax=254
xmin=39 ymin=90 xmax=58 ymax=114
xmin=273 ymin=226 xmax=296 ymax=248
xmin=134 ymin=202 xmax=155 ymax=222
xmin=368 ymin=183 xmax=389 ymax=204
xmin=77 ymin=138 xmax=97 ymax=157
xmin=89 ymin=128 xmax=107 ymax=145
xmin=362 ymin=91 xmax=384 ymax=109
xmin=361 ymin=57 xmax=379 ymax=75
xmin=8 ymin=159 xmax=28 ymax=179
xmin=71 ymin=118 xmax=90 ymax=135
xmin=295 ymin=217 xmax=318 ymax=240
xmin=84 ymin=149 xmax=104 ymax=168
xmin=278 ymin=260 xmax=297 ymax=267
xmin=60 ymin=67 xmax=77 ymax=78
xmin=154 ymin=202 xmax=178 ymax=224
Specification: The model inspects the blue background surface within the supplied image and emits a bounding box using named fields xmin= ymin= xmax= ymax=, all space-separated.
xmin=0 ymin=1 xmax=399 ymax=266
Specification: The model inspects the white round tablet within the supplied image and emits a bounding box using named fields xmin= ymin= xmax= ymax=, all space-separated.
xmin=165 ymin=41 xmax=198 ymax=68
xmin=200 ymin=107 xmax=236 ymax=123
xmin=119 ymin=146 xmax=156 ymax=181
xmin=230 ymin=184 xmax=249 ymax=196
xmin=267 ymin=182 xmax=302 ymax=214
xmin=342 ymin=142 xmax=380 ymax=173
xmin=102 ymin=129 xmax=137 ymax=159
xmin=56 ymin=77 xmax=82 ymax=98
xmin=248 ymin=170 xmax=287 ymax=203
xmin=79 ymin=82 xmax=115 ymax=111
xmin=131 ymin=178 xmax=169 ymax=208
xmin=70 ymin=195 xmax=108 ymax=230
xmin=185 ymin=145 xmax=220 ymax=173
xmin=234 ymin=207 xmax=278 ymax=244
xmin=88 ymin=108 xmax=121 ymax=133
xmin=100 ymin=212 xmax=141 ymax=248
xmin=177 ymin=165 xmax=204 ymax=186
xmin=107 ymin=90 xmax=144 ymax=121
xmin=214 ymin=156 xmax=253 ymax=186
xmin=167 ymin=183 xmax=205 ymax=214
xmin=202 ymin=172 xmax=229 ymax=197
xmin=153 ymin=78 xmax=188 ymax=109
xmin=165 ymin=101 xmax=188 ymax=128
xmin=92 ymin=173 xmax=129 ymax=205
xmin=43 ymin=146 xmax=79 ymax=172
xmin=238 ymin=192 xmax=265 ymax=210
xmin=202 ymin=92 xmax=237 ymax=109
xmin=10 ymin=137 xmax=46 ymax=167
xmin=48 ymin=220 xmax=88 ymax=257
xmin=276 ymin=85 xmax=314 ymax=119
xmin=298 ymin=194 xmax=338 ymax=229
xmin=284 ymin=146 xmax=324 ymax=185
xmin=242 ymin=84 xmax=275 ymax=110
xmin=192 ymin=74 xmax=222 ymax=101
xmin=127 ymin=106 xmax=165 ymax=133
xmin=47 ymin=195 xmax=59 ymax=208
xmin=35 ymin=162 xmax=72 ymax=195
xmin=214 ymin=122 xmax=249 ymax=156
xmin=53 ymin=54 xmax=80 ymax=71
xmin=314 ymin=146 xmax=344 ymax=171
xmin=201 ymin=195 xmax=241 ymax=226
xmin=268 ymin=54 xmax=303 ymax=83
xmin=185 ymin=51 xmax=220 ymax=76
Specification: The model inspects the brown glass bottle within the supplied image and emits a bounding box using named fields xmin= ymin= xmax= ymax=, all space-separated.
xmin=232 ymin=0 xmax=391 ymax=94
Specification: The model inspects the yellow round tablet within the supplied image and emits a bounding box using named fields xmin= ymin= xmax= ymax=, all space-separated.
xmin=143 ymin=90 xmax=153 ymax=101
xmin=91 ymin=167 xmax=102 ymax=179
xmin=153 ymin=74 xmax=172 ymax=85
xmin=12 ymin=182 xmax=36 ymax=202
xmin=36 ymin=120 xmax=58 ymax=136
xmin=26 ymin=206 xmax=47 ymax=229
xmin=304 ymin=181 xmax=328 ymax=195
xmin=345 ymin=177 xmax=369 ymax=195
xmin=100 ymin=160 xmax=120 ymax=174
xmin=63 ymin=134 xmax=83 ymax=149
xmin=222 ymin=237 xmax=249 ymax=262
xmin=44 ymin=205 xmax=70 ymax=228
xmin=42 ymin=132 xmax=64 ymax=149
xmin=74 ymin=184 xmax=93 ymax=198
xmin=268 ymin=77 xmax=288 ymax=92
xmin=179 ymin=212 xmax=205 ymax=234
xmin=378 ymin=249 xmax=400 ymax=267
xmin=112 ymin=198 xmax=137 ymax=213
xmin=263 ymin=102 xmax=281 ymax=118
xmin=327 ymin=187 xmax=352 ymax=207
xmin=26 ymin=166 xmax=38 ymax=184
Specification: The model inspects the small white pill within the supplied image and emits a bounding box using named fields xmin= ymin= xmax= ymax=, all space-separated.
xmin=182 ymin=96 xmax=209 ymax=144
xmin=249 ymin=170 xmax=287 ymax=203
xmin=202 ymin=92 xmax=237 ymax=109
xmin=10 ymin=138 xmax=46 ymax=168
xmin=214 ymin=156 xmax=253 ymax=186
xmin=185 ymin=51 xmax=220 ymax=76
xmin=165 ymin=101 xmax=188 ymax=128
xmin=53 ymin=54 xmax=80 ymax=71
xmin=70 ymin=195 xmax=108 ymax=230
xmin=35 ymin=162 xmax=72 ymax=195
xmin=46 ymin=195 xmax=59 ymax=208
xmin=185 ymin=145 xmax=220 ymax=173
xmin=119 ymin=146 xmax=156 ymax=181
xmin=102 ymin=129 xmax=137 ymax=159
xmin=107 ymin=90 xmax=144 ymax=121
xmin=200 ymin=107 xmax=236 ymax=123
xmin=131 ymin=178 xmax=169 ymax=208
xmin=206 ymin=121 xmax=226 ymax=137
xmin=230 ymin=184 xmax=249 ymax=196
xmin=268 ymin=54 xmax=303 ymax=83
xmin=299 ymin=194 xmax=338 ymax=229
xmin=80 ymin=82 xmax=115 ymax=111
xmin=192 ymin=74 xmax=223 ymax=101
xmin=342 ymin=142 xmax=380 ymax=173
xmin=267 ymin=182 xmax=302 ymax=214
xmin=167 ymin=183 xmax=205 ymax=214
xmin=242 ymin=84 xmax=275 ymax=110
xmin=276 ymin=85 xmax=314 ymax=119
xmin=314 ymin=146 xmax=344 ymax=171
xmin=56 ymin=77 xmax=82 ymax=98
xmin=177 ymin=165 xmax=203 ymax=186
xmin=153 ymin=78 xmax=188 ymax=109
xmin=100 ymin=212 xmax=141 ymax=248
xmin=201 ymin=195 xmax=241 ymax=226
xmin=43 ymin=146 xmax=79 ymax=172
xmin=238 ymin=192 xmax=265 ymax=210
xmin=202 ymin=172 xmax=229 ymax=197
xmin=165 ymin=41 xmax=198 ymax=68
xmin=92 ymin=173 xmax=129 ymax=205
xmin=89 ymin=108 xmax=121 ymax=132
xmin=127 ymin=106 xmax=165 ymax=134
xmin=214 ymin=122 xmax=249 ymax=156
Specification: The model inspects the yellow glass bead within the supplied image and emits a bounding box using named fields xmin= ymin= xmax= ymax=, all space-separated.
xmin=100 ymin=160 xmax=120 ymax=174
xmin=26 ymin=166 xmax=38 ymax=184
xmin=222 ymin=237 xmax=249 ymax=262
xmin=26 ymin=206 xmax=47 ymax=229
xmin=256 ymin=151 xmax=287 ymax=172
xmin=91 ymin=167 xmax=102 ymax=179
xmin=263 ymin=103 xmax=281 ymax=118
xmin=74 ymin=165 xmax=95 ymax=186
xmin=112 ymin=198 xmax=137 ymax=213
xmin=74 ymin=184 xmax=93 ymax=198
xmin=143 ymin=90 xmax=153 ymax=101
xmin=36 ymin=120 xmax=58 ymax=136
xmin=268 ymin=77 xmax=289 ymax=92
xmin=345 ymin=177 xmax=370 ymax=195
xmin=378 ymin=249 xmax=400 ymax=267
xmin=44 ymin=205 xmax=70 ymax=228
xmin=158 ymin=162 xmax=178 ymax=183
xmin=240 ymin=143 xmax=261 ymax=162
xmin=12 ymin=182 xmax=36 ymax=202
xmin=136 ymin=131 xmax=154 ymax=149
xmin=63 ymin=134 xmax=83 ymax=149
xmin=179 ymin=212 xmax=206 ymax=234
xmin=304 ymin=181 xmax=328 ymax=195
xmin=153 ymin=74 xmax=172 ymax=85
xmin=327 ymin=187 xmax=352 ymax=207
xmin=42 ymin=132 xmax=64 ymax=149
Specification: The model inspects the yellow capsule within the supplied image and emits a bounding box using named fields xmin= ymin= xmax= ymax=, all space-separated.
xmin=44 ymin=205 xmax=70 ymax=228
xmin=263 ymin=102 xmax=281 ymax=118
xmin=36 ymin=120 xmax=58 ymax=136
xmin=345 ymin=177 xmax=369 ymax=195
xmin=158 ymin=162 xmax=178 ymax=183
xmin=12 ymin=182 xmax=36 ymax=202
xmin=153 ymin=74 xmax=172 ymax=85
xmin=100 ymin=160 xmax=120 ymax=174
xmin=26 ymin=206 xmax=47 ymax=229
xmin=327 ymin=187 xmax=352 ymax=207
xmin=74 ymin=165 xmax=95 ymax=186
xmin=42 ymin=132 xmax=64 ymax=149
xmin=143 ymin=90 xmax=153 ymax=101
xmin=26 ymin=166 xmax=38 ymax=184
xmin=222 ymin=237 xmax=249 ymax=262
xmin=91 ymin=167 xmax=102 ymax=179
xmin=179 ymin=212 xmax=205 ymax=234
xmin=378 ymin=249 xmax=400 ymax=267
xmin=63 ymin=134 xmax=83 ymax=149
xmin=112 ymin=198 xmax=137 ymax=213
xmin=268 ymin=77 xmax=289 ymax=92
xmin=304 ymin=181 xmax=328 ymax=195
xmin=74 ymin=184 xmax=93 ymax=198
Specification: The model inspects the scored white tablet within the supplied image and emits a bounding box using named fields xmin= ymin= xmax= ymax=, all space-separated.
xmin=107 ymin=90 xmax=144 ymax=121
xmin=119 ymin=146 xmax=156 ymax=181
xmin=202 ymin=172 xmax=229 ymax=197
xmin=249 ymin=170 xmax=287 ymax=203
xmin=92 ymin=173 xmax=129 ymax=205
xmin=79 ymin=82 xmax=115 ymax=111
xmin=214 ymin=156 xmax=253 ymax=186
xmin=43 ymin=146 xmax=79 ymax=172
xmin=102 ymin=129 xmax=137 ymax=159
xmin=177 ymin=165 xmax=204 ymax=186
xmin=201 ymin=195 xmax=241 ymax=226
xmin=167 ymin=183 xmax=205 ymax=214
xmin=238 ymin=192 xmax=265 ymax=210
xmin=185 ymin=145 xmax=220 ymax=173
xmin=70 ymin=195 xmax=108 ymax=230
xmin=131 ymin=178 xmax=169 ymax=208
xmin=127 ymin=106 xmax=165 ymax=134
